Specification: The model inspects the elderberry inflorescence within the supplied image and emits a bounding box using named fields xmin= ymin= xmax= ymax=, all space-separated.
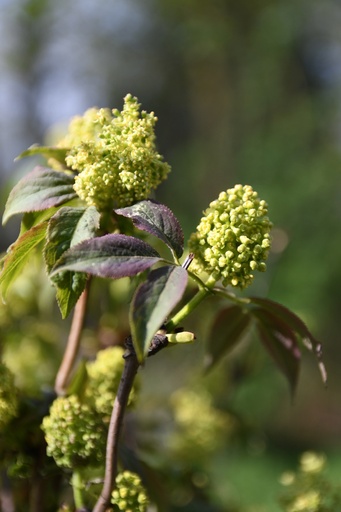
xmin=111 ymin=471 xmax=149 ymax=512
xmin=41 ymin=395 xmax=106 ymax=468
xmin=188 ymin=184 xmax=272 ymax=289
xmin=60 ymin=94 xmax=170 ymax=211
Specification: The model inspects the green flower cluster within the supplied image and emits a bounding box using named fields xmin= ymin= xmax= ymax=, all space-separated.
xmin=86 ymin=346 xmax=138 ymax=419
xmin=0 ymin=362 xmax=19 ymax=429
xmin=279 ymin=452 xmax=341 ymax=512
xmin=170 ymin=388 xmax=233 ymax=460
xmin=188 ymin=184 xmax=272 ymax=288
xmin=111 ymin=471 xmax=149 ymax=512
xmin=41 ymin=395 xmax=106 ymax=468
xmin=63 ymin=94 xmax=170 ymax=211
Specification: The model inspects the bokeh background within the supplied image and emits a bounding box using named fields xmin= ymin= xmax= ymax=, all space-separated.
xmin=1 ymin=0 xmax=341 ymax=510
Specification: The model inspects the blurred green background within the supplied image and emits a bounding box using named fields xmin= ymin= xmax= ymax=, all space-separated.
xmin=1 ymin=0 xmax=341 ymax=510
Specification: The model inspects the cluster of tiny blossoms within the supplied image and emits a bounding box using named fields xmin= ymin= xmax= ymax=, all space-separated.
xmin=64 ymin=94 xmax=170 ymax=211
xmin=86 ymin=346 xmax=138 ymax=419
xmin=41 ymin=395 xmax=106 ymax=468
xmin=188 ymin=184 xmax=272 ymax=289
xmin=0 ymin=362 xmax=19 ymax=429
xmin=111 ymin=471 xmax=149 ymax=512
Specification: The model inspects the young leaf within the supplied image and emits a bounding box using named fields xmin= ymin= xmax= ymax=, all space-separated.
xmin=252 ymin=307 xmax=301 ymax=396
xmin=2 ymin=166 xmax=77 ymax=224
xmin=115 ymin=200 xmax=184 ymax=258
xmin=50 ymin=234 xmax=162 ymax=279
xmin=250 ymin=297 xmax=327 ymax=384
xmin=45 ymin=206 xmax=100 ymax=318
xmin=130 ymin=265 xmax=188 ymax=361
xmin=205 ymin=305 xmax=252 ymax=370
xmin=16 ymin=145 xmax=68 ymax=164
xmin=0 ymin=222 xmax=47 ymax=297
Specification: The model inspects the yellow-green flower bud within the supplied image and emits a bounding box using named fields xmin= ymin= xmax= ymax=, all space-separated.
xmin=0 ymin=362 xmax=19 ymax=429
xmin=188 ymin=184 xmax=272 ymax=288
xmin=85 ymin=346 xmax=138 ymax=419
xmin=111 ymin=471 xmax=149 ymax=512
xmin=41 ymin=395 xmax=106 ymax=468
xmin=64 ymin=94 xmax=170 ymax=211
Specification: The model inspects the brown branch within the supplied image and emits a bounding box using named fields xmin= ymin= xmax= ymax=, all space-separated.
xmin=93 ymin=339 xmax=139 ymax=512
xmin=54 ymin=279 xmax=91 ymax=396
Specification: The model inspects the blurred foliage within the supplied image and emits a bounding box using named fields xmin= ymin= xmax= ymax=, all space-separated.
xmin=1 ymin=0 xmax=341 ymax=510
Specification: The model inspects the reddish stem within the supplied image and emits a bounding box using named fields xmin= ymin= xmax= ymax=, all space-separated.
xmin=93 ymin=343 xmax=139 ymax=512
xmin=54 ymin=279 xmax=90 ymax=396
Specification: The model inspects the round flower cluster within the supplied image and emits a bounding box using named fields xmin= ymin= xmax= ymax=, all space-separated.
xmin=111 ymin=471 xmax=149 ymax=512
xmin=41 ymin=395 xmax=106 ymax=468
xmin=170 ymin=388 xmax=233 ymax=460
xmin=0 ymin=362 xmax=19 ymax=429
xmin=188 ymin=184 xmax=272 ymax=288
xmin=86 ymin=346 xmax=138 ymax=419
xmin=64 ymin=94 xmax=170 ymax=211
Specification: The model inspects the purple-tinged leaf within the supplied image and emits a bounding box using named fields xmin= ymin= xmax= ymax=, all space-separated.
xmin=130 ymin=265 xmax=188 ymax=361
xmin=45 ymin=206 xmax=100 ymax=318
xmin=0 ymin=222 xmax=48 ymax=298
xmin=205 ymin=305 xmax=251 ymax=370
xmin=252 ymin=307 xmax=301 ymax=396
xmin=115 ymin=200 xmax=184 ymax=258
xmin=3 ymin=166 xmax=77 ymax=224
xmin=16 ymin=145 xmax=68 ymax=165
xmin=250 ymin=297 xmax=327 ymax=384
xmin=50 ymin=234 xmax=161 ymax=279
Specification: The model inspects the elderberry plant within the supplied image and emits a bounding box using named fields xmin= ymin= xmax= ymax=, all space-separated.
xmin=0 ymin=95 xmax=326 ymax=511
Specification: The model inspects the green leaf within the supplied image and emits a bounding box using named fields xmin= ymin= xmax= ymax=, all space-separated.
xmin=205 ymin=305 xmax=252 ymax=370
xmin=130 ymin=265 xmax=188 ymax=361
xmin=115 ymin=200 xmax=184 ymax=258
xmin=3 ymin=166 xmax=77 ymax=224
xmin=50 ymin=234 xmax=162 ymax=279
xmin=250 ymin=297 xmax=326 ymax=384
xmin=19 ymin=208 xmax=61 ymax=235
xmin=45 ymin=206 xmax=100 ymax=318
xmin=66 ymin=360 xmax=88 ymax=398
xmin=0 ymin=222 xmax=48 ymax=297
xmin=252 ymin=307 xmax=301 ymax=396
xmin=16 ymin=145 xmax=68 ymax=164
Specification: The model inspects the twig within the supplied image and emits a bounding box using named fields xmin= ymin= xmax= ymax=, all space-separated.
xmin=55 ymin=279 xmax=91 ymax=396
xmin=93 ymin=338 xmax=139 ymax=512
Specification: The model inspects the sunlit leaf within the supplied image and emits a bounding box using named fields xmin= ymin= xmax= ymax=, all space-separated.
xmin=50 ymin=234 xmax=161 ymax=279
xmin=115 ymin=200 xmax=184 ymax=258
xmin=0 ymin=222 xmax=47 ymax=298
xmin=45 ymin=206 xmax=100 ymax=318
xmin=130 ymin=265 xmax=188 ymax=361
xmin=205 ymin=305 xmax=252 ymax=370
xmin=252 ymin=307 xmax=301 ymax=396
xmin=16 ymin=145 xmax=68 ymax=164
xmin=3 ymin=166 xmax=77 ymax=224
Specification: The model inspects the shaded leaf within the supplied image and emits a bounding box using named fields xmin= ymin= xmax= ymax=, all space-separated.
xmin=50 ymin=234 xmax=161 ymax=279
xmin=205 ymin=305 xmax=252 ymax=370
xmin=250 ymin=297 xmax=326 ymax=384
xmin=3 ymin=166 xmax=77 ymax=224
xmin=115 ymin=200 xmax=184 ymax=258
xmin=16 ymin=145 xmax=68 ymax=164
xmin=0 ymin=222 xmax=47 ymax=297
xmin=45 ymin=206 xmax=100 ymax=318
xmin=19 ymin=208 xmax=61 ymax=235
xmin=252 ymin=307 xmax=301 ymax=396
xmin=130 ymin=265 xmax=188 ymax=361
xmin=66 ymin=360 xmax=88 ymax=398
